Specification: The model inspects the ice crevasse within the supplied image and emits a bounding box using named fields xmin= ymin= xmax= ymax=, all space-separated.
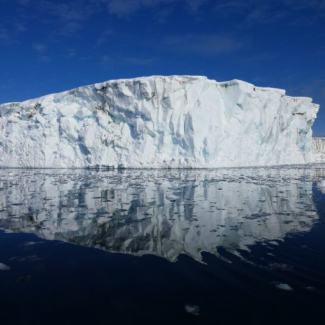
xmin=0 ymin=75 xmax=320 ymax=168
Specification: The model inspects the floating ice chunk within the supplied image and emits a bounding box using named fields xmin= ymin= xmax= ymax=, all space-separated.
xmin=317 ymin=180 xmax=325 ymax=188
xmin=275 ymin=283 xmax=293 ymax=291
xmin=17 ymin=275 xmax=31 ymax=283
xmin=24 ymin=241 xmax=43 ymax=246
xmin=185 ymin=305 xmax=200 ymax=316
xmin=0 ymin=263 xmax=10 ymax=271
xmin=317 ymin=180 xmax=325 ymax=194
xmin=268 ymin=263 xmax=292 ymax=271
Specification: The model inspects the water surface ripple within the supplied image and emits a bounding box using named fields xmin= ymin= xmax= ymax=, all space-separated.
xmin=0 ymin=166 xmax=325 ymax=324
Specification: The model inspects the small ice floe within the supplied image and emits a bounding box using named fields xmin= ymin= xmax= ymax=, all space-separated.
xmin=274 ymin=283 xmax=293 ymax=291
xmin=317 ymin=180 xmax=325 ymax=194
xmin=0 ymin=263 xmax=10 ymax=271
xmin=10 ymin=255 xmax=40 ymax=262
xmin=318 ymin=180 xmax=325 ymax=188
xmin=185 ymin=305 xmax=200 ymax=316
xmin=166 ymin=195 xmax=179 ymax=201
xmin=268 ymin=241 xmax=279 ymax=246
xmin=23 ymin=241 xmax=43 ymax=246
xmin=268 ymin=263 xmax=293 ymax=271
xmin=17 ymin=275 xmax=31 ymax=283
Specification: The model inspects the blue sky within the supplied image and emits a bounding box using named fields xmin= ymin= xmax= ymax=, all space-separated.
xmin=1 ymin=0 xmax=324 ymax=136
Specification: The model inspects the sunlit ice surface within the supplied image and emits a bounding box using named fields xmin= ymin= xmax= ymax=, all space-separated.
xmin=1 ymin=165 xmax=325 ymax=324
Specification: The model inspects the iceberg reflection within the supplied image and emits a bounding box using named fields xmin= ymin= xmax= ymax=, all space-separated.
xmin=0 ymin=167 xmax=322 ymax=263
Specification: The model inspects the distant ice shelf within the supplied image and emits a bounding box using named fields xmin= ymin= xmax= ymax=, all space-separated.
xmin=0 ymin=75 xmax=320 ymax=168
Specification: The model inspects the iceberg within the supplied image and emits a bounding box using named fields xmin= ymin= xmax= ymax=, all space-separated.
xmin=0 ymin=76 xmax=320 ymax=168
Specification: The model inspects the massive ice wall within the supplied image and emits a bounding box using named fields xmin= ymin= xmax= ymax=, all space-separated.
xmin=0 ymin=76 xmax=320 ymax=168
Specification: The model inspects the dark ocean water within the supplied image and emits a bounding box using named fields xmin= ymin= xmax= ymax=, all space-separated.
xmin=0 ymin=167 xmax=325 ymax=324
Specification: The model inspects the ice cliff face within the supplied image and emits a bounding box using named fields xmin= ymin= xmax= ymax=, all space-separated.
xmin=0 ymin=76 xmax=320 ymax=168
xmin=313 ymin=138 xmax=325 ymax=163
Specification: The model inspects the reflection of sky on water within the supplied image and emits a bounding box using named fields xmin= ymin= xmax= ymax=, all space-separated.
xmin=1 ymin=167 xmax=325 ymax=263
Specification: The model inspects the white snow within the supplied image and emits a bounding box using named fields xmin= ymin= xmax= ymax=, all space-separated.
xmin=0 ymin=76 xmax=320 ymax=168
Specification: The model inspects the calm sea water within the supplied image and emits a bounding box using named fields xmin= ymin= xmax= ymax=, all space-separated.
xmin=0 ymin=167 xmax=325 ymax=324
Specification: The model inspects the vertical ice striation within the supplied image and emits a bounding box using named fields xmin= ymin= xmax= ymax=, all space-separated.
xmin=0 ymin=76 xmax=320 ymax=168
xmin=313 ymin=138 xmax=325 ymax=163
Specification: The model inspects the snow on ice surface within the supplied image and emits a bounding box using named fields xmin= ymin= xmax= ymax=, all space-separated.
xmin=0 ymin=76 xmax=320 ymax=168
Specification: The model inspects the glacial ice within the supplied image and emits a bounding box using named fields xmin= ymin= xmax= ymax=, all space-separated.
xmin=0 ymin=76 xmax=320 ymax=168
xmin=313 ymin=138 xmax=325 ymax=163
